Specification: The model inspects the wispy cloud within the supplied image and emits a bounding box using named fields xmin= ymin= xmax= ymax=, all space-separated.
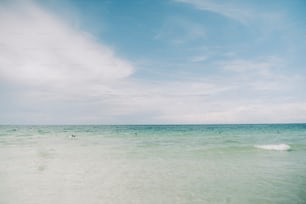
xmin=190 ymin=55 xmax=209 ymax=62
xmin=175 ymin=0 xmax=253 ymax=24
xmin=221 ymin=58 xmax=282 ymax=86
xmin=219 ymin=57 xmax=303 ymax=92
xmin=154 ymin=16 xmax=206 ymax=45
xmin=174 ymin=0 xmax=286 ymax=28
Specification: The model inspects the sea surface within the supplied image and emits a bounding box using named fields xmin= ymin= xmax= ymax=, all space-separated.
xmin=0 ymin=124 xmax=306 ymax=204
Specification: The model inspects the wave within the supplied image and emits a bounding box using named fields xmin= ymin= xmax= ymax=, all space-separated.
xmin=254 ymin=144 xmax=290 ymax=151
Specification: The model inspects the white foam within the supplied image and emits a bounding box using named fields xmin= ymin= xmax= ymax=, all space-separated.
xmin=255 ymin=144 xmax=290 ymax=151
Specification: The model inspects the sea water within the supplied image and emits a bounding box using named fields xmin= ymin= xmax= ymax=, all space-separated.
xmin=0 ymin=124 xmax=306 ymax=204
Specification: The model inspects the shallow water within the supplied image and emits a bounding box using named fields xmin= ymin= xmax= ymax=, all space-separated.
xmin=0 ymin=124 xmax=306 ymax=204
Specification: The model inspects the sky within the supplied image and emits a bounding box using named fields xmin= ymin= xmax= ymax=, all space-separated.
xmin=0 ymin=0 xmax=306 ymax=124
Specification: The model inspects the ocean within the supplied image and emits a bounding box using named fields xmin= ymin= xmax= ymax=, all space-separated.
xmin=0 ymin=124 xmax=306 ymax=204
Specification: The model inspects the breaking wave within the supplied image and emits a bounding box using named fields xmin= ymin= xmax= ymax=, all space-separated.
xmin=255 ymin=144 xmax=290 ymax=151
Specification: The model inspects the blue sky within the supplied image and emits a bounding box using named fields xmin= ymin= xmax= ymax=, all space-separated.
xmin=0 ymin=0 xmax=306 ymax=124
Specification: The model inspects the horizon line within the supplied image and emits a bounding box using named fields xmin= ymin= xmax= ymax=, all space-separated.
xmin=1 ymin=123 xmax=305 ymax=126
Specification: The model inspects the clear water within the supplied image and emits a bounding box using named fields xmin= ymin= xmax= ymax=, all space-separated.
xmin=0 ymin=124 xmax=306 ymax=204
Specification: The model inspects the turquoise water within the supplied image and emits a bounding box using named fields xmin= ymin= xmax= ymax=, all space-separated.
xmin=0 ymin=124 xmax=306 ymax=204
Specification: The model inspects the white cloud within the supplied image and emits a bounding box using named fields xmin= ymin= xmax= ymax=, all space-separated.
xmin=0 ymin=2 xmax=135 ymax=124
xmin=0 ymin=3 xmax=133 ymax=91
